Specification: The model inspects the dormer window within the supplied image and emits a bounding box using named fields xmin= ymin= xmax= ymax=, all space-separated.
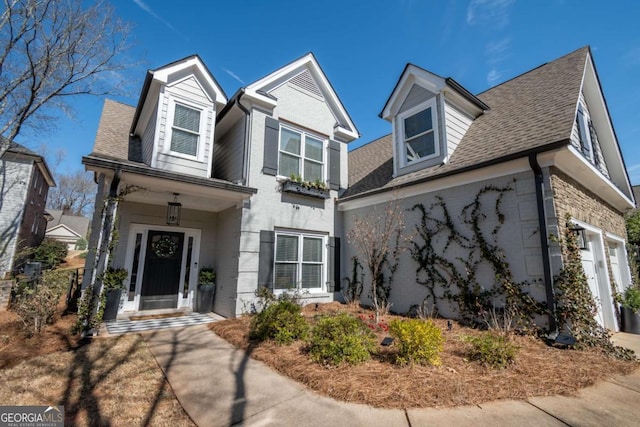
xmin=279 ymin=126 xmax=324 ymax=182
xmin=399 ymin=99 xmax=439 ymax=165
xmin=170 ymin=103 xmax=201 ymax=157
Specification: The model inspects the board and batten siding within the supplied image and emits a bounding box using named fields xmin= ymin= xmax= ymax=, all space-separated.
xmin=153 ymin=76 xmax=216 ymax=178
xmin=214 ymin=118 xmax=245 ymax=183
xmin=444 ymin=100 xmax=474 ymax=156
xmin=141 ymin=103 xmax=158 ymax=166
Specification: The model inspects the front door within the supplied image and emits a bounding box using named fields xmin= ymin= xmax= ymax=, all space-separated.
xmin=140 ymin=230 xmax=185 ymax=310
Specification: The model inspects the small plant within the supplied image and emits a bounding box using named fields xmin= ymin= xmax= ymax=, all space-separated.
xmin=198 ymin=267 xmax=216 ymax=286
xmin=357 ymin=313 xmax=389 ymax=332
xmin=617 ymin=286 xmax=640 ymax=313
xmin=13 ymin=270 xmax=68 ymax=334
xmin=102 ymin=267 xmax=128 ymax=290
xmin=308 ymin=312 xmax=377 ymax=365
xmin=249 ymin=298 xmax=308 ymax=345
xmin=389 ymin=319 xmax=444 ymax=366
xmin=32 ymin=238 xmax=68 ymax=269
xmin=463 ymin=332 xmax=519 ymax=369
xmin=289 ymin=173 xmax=303 ymax=183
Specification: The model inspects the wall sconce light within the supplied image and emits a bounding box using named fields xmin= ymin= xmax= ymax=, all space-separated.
xmin=166 ymin=193 xmax=182 ymax=226
xmin=569 ymin=224 xmax=587 ymax=250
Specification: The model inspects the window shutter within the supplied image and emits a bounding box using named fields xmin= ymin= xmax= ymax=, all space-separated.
xmin=327 ymin=237 xmax=340 ymax=292
xmin=258 ymin=230 xmax=275 ymax=288
xmin=329 ymin=140 xmax=341 ymax=190
xmin=263 ymin=117 xmax=280 ymax=176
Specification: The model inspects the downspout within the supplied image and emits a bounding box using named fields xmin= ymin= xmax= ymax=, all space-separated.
xmin=235 ymin=89 xmax=251 ymax=186
xmin=528 ymin=154 xmax=557 ymax=334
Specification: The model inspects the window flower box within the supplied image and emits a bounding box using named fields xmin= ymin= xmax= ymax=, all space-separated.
xmin=282 ymin=179 xmax=329 ymax=199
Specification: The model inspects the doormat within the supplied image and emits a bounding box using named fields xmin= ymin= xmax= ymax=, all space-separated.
xmin=130 ymin=312 xmax=187 ymax=321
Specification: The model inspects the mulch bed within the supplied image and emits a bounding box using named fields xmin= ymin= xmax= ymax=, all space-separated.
xmin=210 ymin=302 xmax=639 ymax=409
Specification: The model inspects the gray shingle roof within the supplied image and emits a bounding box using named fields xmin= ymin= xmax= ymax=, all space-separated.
xmin=344 ymin=47 xmax=589 ymax=199
xmin=46 ymin=210 xmax=90 ymax=237
xmin=92 ymin=99 xmax=137 ymax=162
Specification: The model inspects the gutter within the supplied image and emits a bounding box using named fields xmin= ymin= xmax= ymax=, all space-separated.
xmin=528 ymin=154 xmax=558 ymax=334
xmin=234 ymin=90 xmax=251 ymax=186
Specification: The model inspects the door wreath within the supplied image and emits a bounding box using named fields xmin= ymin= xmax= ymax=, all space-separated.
xmin=153 ymin=236 xmax=178 ymax=259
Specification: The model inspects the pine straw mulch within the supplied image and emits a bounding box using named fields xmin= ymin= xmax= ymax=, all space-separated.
xmin=209 ymin=302 xmax=639 ymax=409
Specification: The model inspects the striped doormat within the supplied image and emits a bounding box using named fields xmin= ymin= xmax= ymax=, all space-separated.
xmin=105 ymin=312 xmax=218 ymax=335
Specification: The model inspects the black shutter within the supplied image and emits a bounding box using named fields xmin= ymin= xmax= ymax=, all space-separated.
xmin=327 ymin=237 xmax=340 ymax=292
xmin=329 ymin=140 xmax=341 ymax=190
xmin=258 ymin=230 xmax=275 ymax=288
xmin=263 ymin=117 xmax=280 ymax=176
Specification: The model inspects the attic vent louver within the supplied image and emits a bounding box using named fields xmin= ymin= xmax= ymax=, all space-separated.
xmin=289 ymin=70 xmax=323 ymax=98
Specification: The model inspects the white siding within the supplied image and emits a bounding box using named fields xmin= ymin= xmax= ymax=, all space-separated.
xmin=142 ymin=104 xmax=157 ymax=166
xmin=444 ymin=100 xmax=474 ymax=156
xmin=214 ymin=206 xmax=242 ymax=318
xmin=214 ymin=118 xmax=245 ymax=183
xmin=342 ymin=171 xmax=547 ymax=318
xmin=0 ymin=157 xmax=33 ymax=275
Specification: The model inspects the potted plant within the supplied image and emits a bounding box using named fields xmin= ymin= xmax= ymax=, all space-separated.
xmin=197 ymin=267 xmax=216 ymax=313
xmin=102 ymin=267 xmax=128 ymax=321
xmin=618 ymin=286 xmax=640 ymax=334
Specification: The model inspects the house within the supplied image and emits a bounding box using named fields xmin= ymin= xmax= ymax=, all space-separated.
xmin=81 ymin=54 xmax=357 ymax=317
xmin=82 ymin=46 xmax=635 ymax=332
xmin=45 ymin=208 xmax=90 ymax=250
xmin=0 ymin=141 xmax=55 ymax=277
xmin=340 ymin=46 xmax=635 ymax=332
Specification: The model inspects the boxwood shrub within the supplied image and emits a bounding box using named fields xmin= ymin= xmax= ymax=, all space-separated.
xmin=308 ymin=312 xmax=377 ymax=365
xmin=249 ymin=299 xmax=308 ymax=345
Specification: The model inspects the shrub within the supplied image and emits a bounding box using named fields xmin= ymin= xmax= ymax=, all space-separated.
xmin=464 ymin=332 xmax=519 ymax=369
xmin=74 ymin=237 xmax=87 ymax=250
xmin=13 ymin=270 xmax=69 ymax=334
xmin=102 ymin=267 xmax=128 ymax=290
xmin=389 ymin=318 xmax=444 ymax=366
xmin=249 ymin=298 xmax=308 ymax=345
xmin=32 ymin=238 xmax=68 ymax=269
xmin=308 ymin=313 xmax=377 ymax=365
xmin=617 ymin=286 xmax=640 ymax=313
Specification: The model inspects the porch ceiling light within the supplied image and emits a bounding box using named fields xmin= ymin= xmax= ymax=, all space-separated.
xmin=569 ymin=224 xmax=587 ymax=250
xmin=166 ymin=193 xmax=182 ymax=226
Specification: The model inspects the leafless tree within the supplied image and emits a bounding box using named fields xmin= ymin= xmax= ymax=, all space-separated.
xmin=347 ymin=193 xmax=409 ymax=322
xmin=0 ymin=0 xmax=130 ymax=155
xmin=47 ymin=169 xmax=95 ymax=216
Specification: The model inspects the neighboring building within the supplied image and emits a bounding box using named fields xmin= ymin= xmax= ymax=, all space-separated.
xmin=341 ymin=46 xmax=635 ymax=331
xmin=82 ymin=47 xmax=635 ymax=332
xmin=0 ymin=141 xmax=55 ymax=277
xmin=45 ymin=208 xmax=90 ymax=250
xmin=82 ymin=54 xmax=357 ymax=317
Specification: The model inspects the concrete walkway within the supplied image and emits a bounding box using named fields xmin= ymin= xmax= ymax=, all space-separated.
xmin=145 ymin=325 xmax=640 ymax=427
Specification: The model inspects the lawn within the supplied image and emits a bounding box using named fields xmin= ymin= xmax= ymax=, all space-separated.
xmin=0 ymin=300 xmax=194 ymax=426
xmin=210 ymin=301 xmax=639 ymax=409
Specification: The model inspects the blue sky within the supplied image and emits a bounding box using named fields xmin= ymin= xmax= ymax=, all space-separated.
xmin=21 ymin=0 xmax=640 ymax=184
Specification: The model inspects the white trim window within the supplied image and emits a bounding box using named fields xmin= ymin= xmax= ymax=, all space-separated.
xmin=399 ymin=99 xmax=439 ymax=165
xmin=278 ymin=126 xmax=325 ymax=182
xmin=170 ymin=102 xmax=202 ymax=158
xmin=274 ymin=232 xmax=325 ymax=291
xmin=576 ymin=104 xmax=594 ymax=162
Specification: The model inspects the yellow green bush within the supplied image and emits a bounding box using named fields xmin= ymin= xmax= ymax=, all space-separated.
xmin=389 ymin=318 xmax=444 ymax=366
xmin=308 ymin=313 xmax=377 ymax=365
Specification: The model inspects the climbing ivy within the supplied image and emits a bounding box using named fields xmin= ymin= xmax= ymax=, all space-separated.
xmin=342 ymin=256 xmax=364 ymax=304
xmin=410 ymin=184 xmax=544 ymax=329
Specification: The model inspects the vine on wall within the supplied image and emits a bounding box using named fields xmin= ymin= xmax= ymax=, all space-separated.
xmin=410 ymin=184 xmax=544 ymax=329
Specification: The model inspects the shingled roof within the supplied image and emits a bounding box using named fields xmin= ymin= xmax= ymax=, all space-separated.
xmin=92 ymin=99 xmax=138 ymax=162
xmin=344 ymin=46 xmax=589 ymax=199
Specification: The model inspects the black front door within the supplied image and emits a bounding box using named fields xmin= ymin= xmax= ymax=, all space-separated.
xmin=140 ymin=230 xmax=185 ymax=310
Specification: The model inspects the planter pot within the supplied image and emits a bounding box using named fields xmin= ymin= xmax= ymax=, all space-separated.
xmin=282 ymin=180 xmax=329 ymax=199
xmin=620 ymin=306 xmax=640 ymax=334
xmin=197 ymin=284 xmax=215 ymax=313
xmin=103 ymin=289 xmax=123 ymax=321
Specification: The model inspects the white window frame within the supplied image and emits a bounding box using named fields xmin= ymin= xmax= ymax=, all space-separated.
xmin=274 ymin=231 xmax=327 ymax=293
xmin=277 ymin=124 xmax=326 ymax=183
xmin=399 ymin=98 xmax=440 ymax=167
xmin=165 ymin=97 xmax=205 ymax=161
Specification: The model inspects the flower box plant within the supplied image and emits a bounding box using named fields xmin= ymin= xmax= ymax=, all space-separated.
xmin=282 ymin=175 xmax=329 ymax=199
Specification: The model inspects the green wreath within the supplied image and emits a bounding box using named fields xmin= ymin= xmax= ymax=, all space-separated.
xmin=153 ymin=236 xmax=177 ymax=259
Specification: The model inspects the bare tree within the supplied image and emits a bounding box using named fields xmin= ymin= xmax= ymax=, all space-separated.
xmin=347 ymin=193 xmax=409 ymax=322
xmin=0 ymin=0 xmax=130 ymax=155
xmin=47 ymin=169 xmax=95 ymax=216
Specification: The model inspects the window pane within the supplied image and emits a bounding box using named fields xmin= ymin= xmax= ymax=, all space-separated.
xmin=275 ymin=264 xmax=297 ymax=289
xmin=276 ymin=235 xmax=298 ymax=261
xmin=171 ymin=129 xmax=198 ymax=156
xmin=303 ymin=237 xmax=322 ymax=262
xmin=280 ymin=128 xmax=301 ymax=154
xmin=404 ymin=108 xmax=432 ymax=139
xmin=279 ymin=153 xmax=300 ymax=177
xmin=304 ymin=160 xmax=323 ymax=182
xmin=406 ymin=131 xmax=435 ymax=161
xmin=305 ymin=136 xmax=323 ymax=162
xmin=174 ymin=104 xmax=200 ymax=132
xmin=301 ymin=264 xmax=321 ymax=288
